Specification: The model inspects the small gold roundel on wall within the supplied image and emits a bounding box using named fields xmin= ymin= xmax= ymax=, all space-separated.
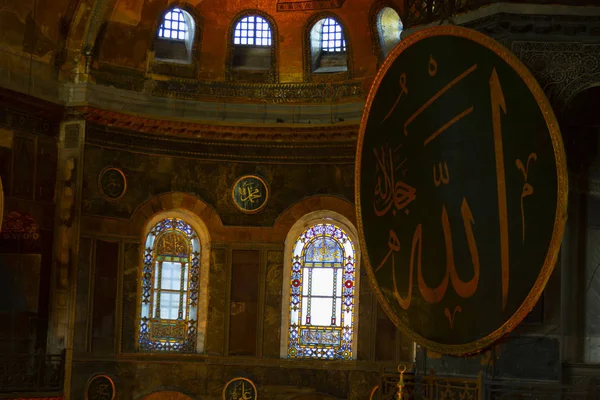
xmin=223 ymin=377 xmax=257 ymax=400
xmin=232 ymin=175 xmax=269 ymax=214
xmin=85 ymin=374 xmax=115 ymax=400
xmin=98 ymin=167 xmax=127 ymax=201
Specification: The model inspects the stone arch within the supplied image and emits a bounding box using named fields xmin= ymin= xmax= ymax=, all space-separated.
xmin=271 ymin=195 xmax=356 ymax=241
xmin=131 ymin=192 xmax=223 ymax=238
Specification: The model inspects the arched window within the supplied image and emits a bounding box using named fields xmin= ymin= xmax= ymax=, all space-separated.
xmin=309 ymin=17 xmax=348 ymax=74
xmin=321 ymin=18 xmax=346 ymax=53
xmin=159 ymin=8 xmax=189 ymax=40
xmin=284 ymin=217 xmax=359 ymax=360
xmin=229 ymin=13 xmax=276 ymax=81
xmin=155 ymin=8 xmax=196 ymax=63
xmin=234 ymin=15 xmax=272 ymax=46
xmin=377 ymin=7 xmax=403 ymax=58
xmin=139 ymin=217 xmax=201 ymax=352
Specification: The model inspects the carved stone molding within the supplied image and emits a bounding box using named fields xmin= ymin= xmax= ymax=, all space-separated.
xmin=81 ymin=108 xmax=358 ymax=163
xmin=92 ymin=65 xmax=363 ymax=103
xmin=511 ymin=41 xmax=600 ymax=112
xmin=80 ymin=107 xmax=358 ymax=141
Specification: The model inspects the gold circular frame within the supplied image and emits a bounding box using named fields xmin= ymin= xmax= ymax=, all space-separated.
xmin=84 ymin=374 xmax=116 ymax=400
xmin=222 ymin=377 xmax=257 ymax=400
xmin=354 ymin=25 xmax=568 ymax=355
xmin=231 ymin=175 xmax=269 ymax=214
xmin=369 ymin=385 xmax=379 ymax=400
xmin=98 ymin=167 xmax=127 ymax=202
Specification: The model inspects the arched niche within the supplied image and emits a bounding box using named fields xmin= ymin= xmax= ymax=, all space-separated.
xmin=377 ymin=6 xmax=402 ymax=58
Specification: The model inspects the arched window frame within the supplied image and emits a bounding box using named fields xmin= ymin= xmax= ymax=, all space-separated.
xmin=303 ymin=13 xmax=352 ymax=83
xmin=226 ymin=10 xmax=279 ymax=83
xmin=151 ymin=4 xmax=202 ymax=66
xmin=137 ymin=209 xmax=211 ymax=353
xmin=233 ymin=15 xmax=273 ymax=47
xmin=369 ymin=3 xmax=403 ymax=65
xmin=280 ymin=210 xmax=361 ymax=360
xmin=158 ymin=8 xmax=190 ymax=41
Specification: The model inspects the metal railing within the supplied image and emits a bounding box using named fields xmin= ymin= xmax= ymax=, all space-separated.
xmin=0 ymin=353 xmax=64 ymax=393
xmin=379 ymin=369 xmax=600 ymax=400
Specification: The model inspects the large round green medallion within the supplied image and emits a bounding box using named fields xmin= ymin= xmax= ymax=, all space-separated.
xmin=356 ymin=26 xmax=567 ymax=354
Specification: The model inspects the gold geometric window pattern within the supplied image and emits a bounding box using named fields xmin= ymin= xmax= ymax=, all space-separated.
xmin=139 ymin=218 xmax=200 ymax=352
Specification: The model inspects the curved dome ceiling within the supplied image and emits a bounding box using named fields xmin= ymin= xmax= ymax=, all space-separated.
xmin=0 ymin=0 xmax=407 ymax=125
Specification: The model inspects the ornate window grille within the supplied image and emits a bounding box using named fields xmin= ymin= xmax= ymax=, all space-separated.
xmin=233 ymin=16 xmax=272 ymax=46
xmin=139 ymin=218 xmax=200 ymax=352
xmin=158 ymin=8 xmax=188 ymax=40
xmin=321 ymin=18 xmax=346 ymax=53
xmin=287 ymin=223 xmax=356 ymax=360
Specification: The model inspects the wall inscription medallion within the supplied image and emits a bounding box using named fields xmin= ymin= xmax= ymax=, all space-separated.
xmin=356 ymin=26 xmax=567 ymax=355
xmin=85 ymin=374 xmax=115 ymax=400
xmin=98 ymin=167 xmax=127 ymax=201
xmin=232 ymin=175 xmax=269 ymax=214
xmin=223 ymin=377 xmax=257 ymax=400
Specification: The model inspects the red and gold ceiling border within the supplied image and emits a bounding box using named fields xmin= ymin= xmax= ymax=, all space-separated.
xmin=79 ymin=107 xmax=359 ymax=142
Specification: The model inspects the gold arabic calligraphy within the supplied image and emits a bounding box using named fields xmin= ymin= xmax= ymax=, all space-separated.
xmin=238 ymin=183 xmax=262 ymax=204
xmin=374 ymin=55 xmax=521 ymax=329
xmin=227 ymin=381 xmax=255 ymax=400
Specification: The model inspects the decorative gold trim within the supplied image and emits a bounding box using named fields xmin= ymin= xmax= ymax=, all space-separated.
xmin=222 ymin=377 xmax=258 ymax=400
xmin=354 ymin=26 xmax=568 ymax=355
xmin=231 ymin=175 xmax=269 ymax=214
xmin=369 ymin=385 xmax=379 ymax=400
xmin=98 ymin=167 xmax=127 ymax=202
xmin=85 ymin=374 xmax=116 ymax=400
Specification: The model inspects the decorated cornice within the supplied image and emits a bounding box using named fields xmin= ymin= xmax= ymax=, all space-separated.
xmin=92 ymin=64 xmax=364 ymax=104
xmin=79 ymin=107 xmax=359 ymax=142
xmin=81 ymin=107 xmax=358 ymax=164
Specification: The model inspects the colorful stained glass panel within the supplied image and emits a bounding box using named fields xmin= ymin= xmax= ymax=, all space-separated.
xmin=287 ymin=222 xmax=356 ymax=360
xmin=139 ymin=217 xmax=200 ymax=352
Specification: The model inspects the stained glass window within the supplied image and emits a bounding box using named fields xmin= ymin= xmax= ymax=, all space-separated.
xmin=321 ymin=18 xmax=346 ymax=52
xmin=158 ymin=8 xmax=188 ymax=41
xmin=287 ymin=223 xmax=356 ymax=360
xmin=139 ymin=218 xmax=200 ymax=352
xmin=234 ymin=16 xmax=272 ymax=46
